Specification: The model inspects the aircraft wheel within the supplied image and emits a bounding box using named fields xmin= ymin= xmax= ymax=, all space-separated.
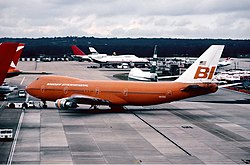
xmin=9 ymin=103 xmax=15 ymax=108
xmin=22 ymin=103 xmax=28 ymax=109
xmin=110 ymin=105 xmax=125 ymax=112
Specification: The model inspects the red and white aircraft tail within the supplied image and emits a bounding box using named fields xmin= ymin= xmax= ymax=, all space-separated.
xmin=71 ymin=45 xmax=86 ymax=56
xmin=0 ymin=42 xmax=19 ymax=85
xmin=9 ymin=43 xmax=25 ymax=70
xmin=71 ymin=45 xmax=91 ymax=62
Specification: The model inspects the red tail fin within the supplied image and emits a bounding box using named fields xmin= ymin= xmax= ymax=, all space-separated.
xmin=13 ymin=43 xmax=25 ymax=66
xmin=9 ymin=43 xmax=25 ymax=70
xmin=71 ymin=45 xmax=86 ymax=56
xmin=0 ymin=42 xmax=19 ymax=85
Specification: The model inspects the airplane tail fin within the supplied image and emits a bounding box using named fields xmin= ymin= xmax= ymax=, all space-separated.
xmin=175 ymin=45 xmax=225 ymax=83
xmin=71 ymin=45 xmax=86 ymax=56
xmin=89 ymin=47 xmax=99 ymax=54
xmin=9 ymin=43 xmax=25 ymax=69
xmin=0 ymin=42 xmax=19 ymax=85
xmin=150 ymin=45 xmax=157 ymax=73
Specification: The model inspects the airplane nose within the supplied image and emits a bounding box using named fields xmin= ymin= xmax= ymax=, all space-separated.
xmin=25 ymin=81 xmax=37 ymax=96
xmin=25 ymin=84 xmax=32 ymax=95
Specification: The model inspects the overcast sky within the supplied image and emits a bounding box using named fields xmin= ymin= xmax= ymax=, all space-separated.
xmin=1 ymin=0 xmax=250 ymax=39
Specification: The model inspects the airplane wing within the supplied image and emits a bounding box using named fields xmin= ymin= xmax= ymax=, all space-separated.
xmin=55 ymin=94 xmax=110 ymax=109
xmin=218 ymin=82 xmax=242 ymax=88
xmin=90 ymin=58 xmax=104 ymax=64
xmin=181 ymin=85 xmax=207 ymax=92
xmin=158 ymin=75 xmax=179 ymax=80
xmin=70 ymin=94 xmax=110 ymax=105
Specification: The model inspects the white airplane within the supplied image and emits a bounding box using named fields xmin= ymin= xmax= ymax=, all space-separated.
xmin=128 ymin=45 xmax=179 ymax=81
xmin=214 ymin=69 xmax=250 ymax=82
xmin=128 ymin=45 xmax=158 ymax=81
xmin=90 ymin=48 xmax=149 ymax=67
xmin=93 ymin=54 xmax=149 ymax=67
xmin=88 ymin=47 xmax=107 ymax=59
xmin=218 ymin=57 xmax=233 ymax=67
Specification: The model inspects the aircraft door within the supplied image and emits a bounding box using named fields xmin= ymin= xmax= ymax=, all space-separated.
xmin=41 ymin=85 xmax=45 ymax=94
xmin=95 ymin=88 xmax=99 ymax=95
xmin=64 ymin=86 xmax=68 ymax=95
xmin=166 ymin=90 xmax=172 ymax=97
xmin=124 ymin=88 xmax=128 ymax=96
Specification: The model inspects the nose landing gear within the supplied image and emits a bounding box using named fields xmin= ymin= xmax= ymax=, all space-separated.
xmin=41 ymin=100 xmax=47 ymax=108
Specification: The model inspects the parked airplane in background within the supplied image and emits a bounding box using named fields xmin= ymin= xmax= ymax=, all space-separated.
xmin=0 ymin=42 xmax=20 ymax=100
xmin=128 ymin=46 xmax=180 ymax=81
xmin=88 ymin=47 xmax=107 ymax=59
xmin=218 ymin=57 xmax=233 ymax=67
xmin=128 ymin=45 xmax=158 ymax=81
xmin=214 ymin=69 xmax=250 ymax=83
xmin=71 ymin=45 xmax=148 ymax=68
xmin=89 ymin=47 xmax=106 ymax=56
xmin=26 ymin=45 xmax=224 ymax=110
xmin=91 ymin=52 xmax=150 ymax=68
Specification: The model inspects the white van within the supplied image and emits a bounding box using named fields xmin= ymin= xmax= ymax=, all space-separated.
xmin=0 ymin=129 xmax=13 ymax=139
xmin=117 ymin=63 xmax=129 ymax=69
xmin=18 ymin=90 xmax=26 ymax=98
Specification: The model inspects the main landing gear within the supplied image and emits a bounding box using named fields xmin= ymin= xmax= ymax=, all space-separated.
xmin=89 ymin=105 xmax=125 ymax=112
xmin=109 ymin=105 xmax=125 ymax=112
xmin=42 ymin=100 xmax=47 ymax=109
xmin=89 ymin=105 xmax=99 ymax=110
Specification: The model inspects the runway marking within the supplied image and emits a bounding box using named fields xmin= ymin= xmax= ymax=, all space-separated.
xmin=129 ymin=109 xmax=192 ymax=156
xmin=25 ymin=94 xmax=30 ymax=102
xmin=7 ymin=110 xmax=25 ymax=165
xmin=20 ymin=77 xmax=25 ymax=85
xmin=0 ymin=101 xmax=5 ymax=109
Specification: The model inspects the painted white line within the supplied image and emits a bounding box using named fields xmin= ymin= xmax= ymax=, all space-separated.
xmin=25 ymin=94 xmax=30 ymax=102
xmin=7 ymin=110 xmax=24 ymax=165
xmin=0 ymin=101 xmax=5 ymax=109
xmin=20 ymin=77 xmax=25 ymax=85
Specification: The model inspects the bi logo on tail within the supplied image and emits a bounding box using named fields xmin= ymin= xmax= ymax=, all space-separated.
xmin=194 ymin=66 xmax=216 ymax=79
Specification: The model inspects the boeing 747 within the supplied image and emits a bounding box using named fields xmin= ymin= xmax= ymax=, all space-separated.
xmin=26 ymin=45 xmax=224 ymax=110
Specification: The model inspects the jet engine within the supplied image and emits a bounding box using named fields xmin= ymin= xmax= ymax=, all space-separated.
xmin=55 ymin=99 xmax=78 ymax=110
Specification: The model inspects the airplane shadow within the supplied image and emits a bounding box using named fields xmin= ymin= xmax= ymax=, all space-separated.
xmin=58 ymin=108 xmax=128 ymax=115
xmin=57 ymin=107 xmax=201 ymax=116
xmin=188 ymin=99 xmax=250 ymax=104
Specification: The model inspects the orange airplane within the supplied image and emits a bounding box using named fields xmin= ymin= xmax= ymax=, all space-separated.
xmin=26 ymin=45 xmax=224 ymax=109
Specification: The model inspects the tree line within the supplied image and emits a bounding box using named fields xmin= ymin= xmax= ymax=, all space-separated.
xmin=0 ymin=37 xmax=249 ymax=58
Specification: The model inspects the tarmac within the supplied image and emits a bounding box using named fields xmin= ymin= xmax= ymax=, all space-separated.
xmin=0 ymin=60 xmax=250 ymax=164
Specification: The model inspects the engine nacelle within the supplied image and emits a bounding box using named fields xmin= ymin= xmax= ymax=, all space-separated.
xmin=55 ymin=99 xmax=78 ymax=110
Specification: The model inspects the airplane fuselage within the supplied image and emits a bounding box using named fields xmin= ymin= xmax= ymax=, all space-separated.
xmin=26 ymin=75 xmax=218 ymax=106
